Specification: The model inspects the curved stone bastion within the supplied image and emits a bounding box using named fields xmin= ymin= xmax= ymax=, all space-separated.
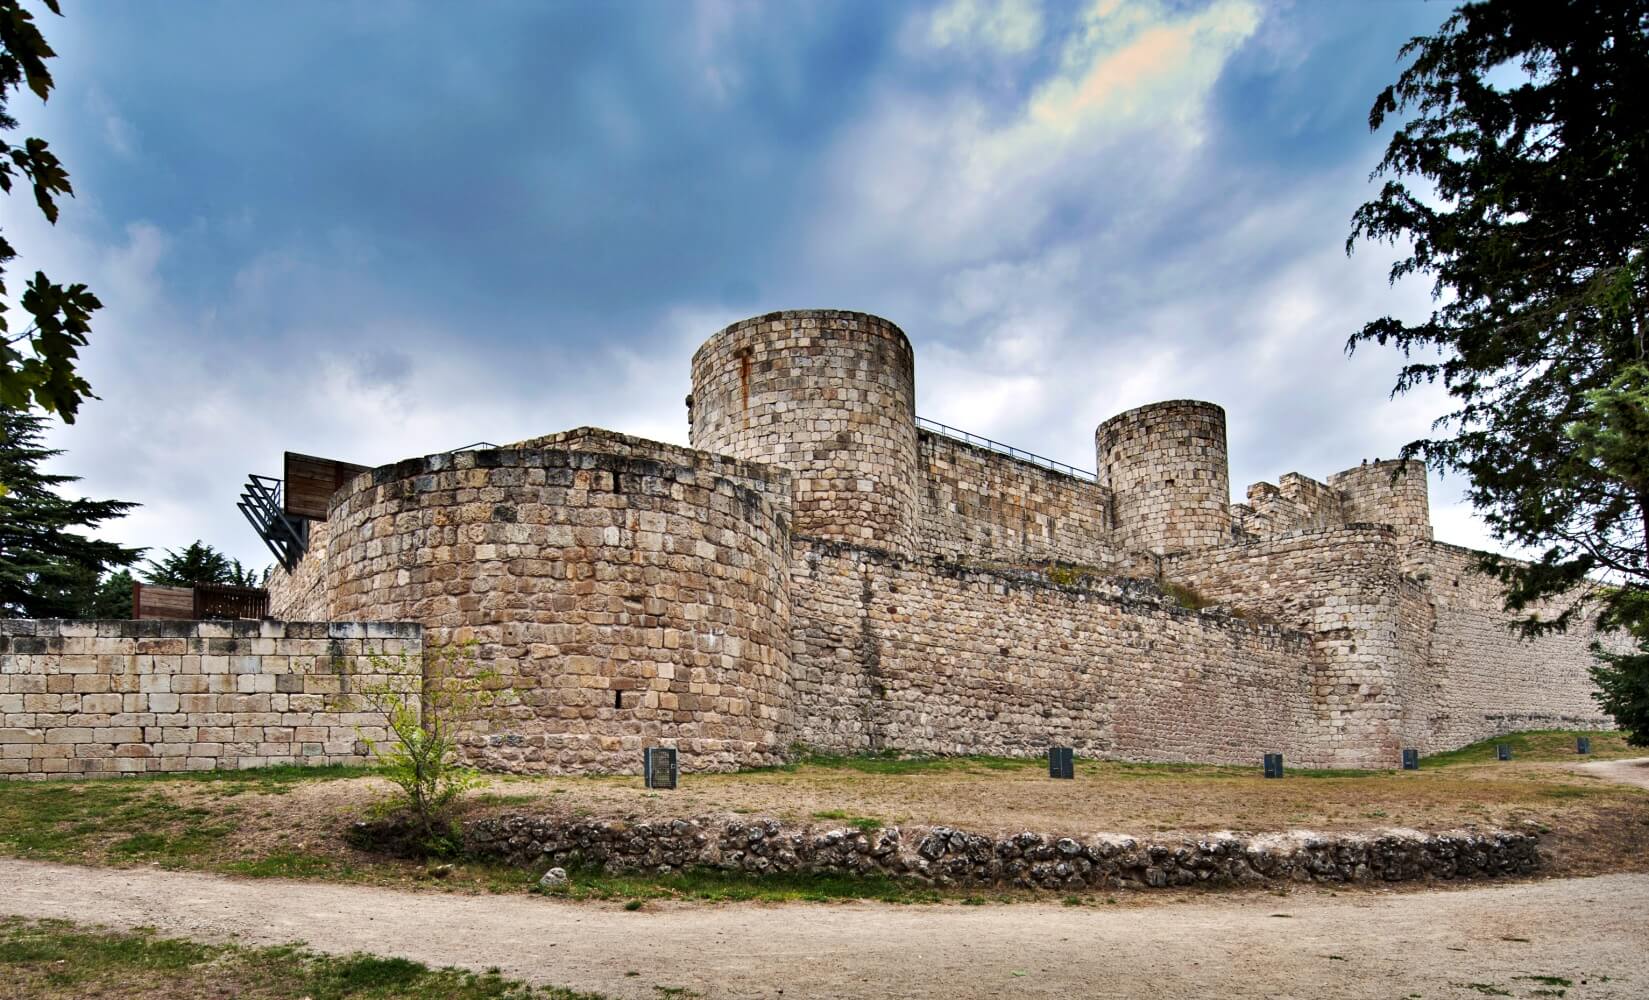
xmin=312 ymin=431 xmax=795 ymax=772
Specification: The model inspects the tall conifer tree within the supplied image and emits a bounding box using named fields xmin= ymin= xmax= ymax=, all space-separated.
xmin=1350 ymin=1 xmax=1649 ymax=739
xmin=0 ymin=406 xmax=140 ymax=617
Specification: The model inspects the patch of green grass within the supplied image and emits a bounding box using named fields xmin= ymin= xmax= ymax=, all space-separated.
xmin=1156 ymin=579 xmax=1213 ymax=611
xmin=0 ymin=916 xmax=605 ymax=998
xmin=0 ymin=780 xmax=249 ymax=867
xmin=222 ymin=849 xmax=360 ymax=880
xmin=1541 ymin=786 xmax=1597 ymax=800
xmin=809 ymin=810 xmax=883 ymax=833
xmin=0 ymin=764 xmax=368 ymax=867
xmin=1461 ymin=983 xmax=1513 ymax=996
xmin=535 ymin=864 xmax=941 ymax=905
xmin=1421 ymin=730 xmax=1629 ymax=768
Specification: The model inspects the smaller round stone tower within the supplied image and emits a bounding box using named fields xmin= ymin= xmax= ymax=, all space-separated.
xmin=689 ymin=310 xmax=918 ymax=552
xmin=1096 ymin=400 xmax=1231 ymax=555
xmin=1327 ymin=459 xmax=1433 ymax=542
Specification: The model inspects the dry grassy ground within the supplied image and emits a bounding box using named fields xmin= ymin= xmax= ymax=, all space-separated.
xmin=0 ymin=730 xmax=1643 ymax=900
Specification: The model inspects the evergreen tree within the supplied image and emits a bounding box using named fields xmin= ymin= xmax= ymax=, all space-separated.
xmin=1349 ymin=1 xmax=1649 ymax=739
xmin=0 ymin=406 xmax=140 ymax=617
xmin=89 ymin=567 xmax=132 ymax=617
xmin=143 ymin=541 xmax=256 ymax=588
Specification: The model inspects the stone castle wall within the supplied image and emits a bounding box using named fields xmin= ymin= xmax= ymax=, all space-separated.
xmin=1166 ymin=529 xmax=1613 ymax=763
xmin=1406 ymin=541 xmax=1616 ymax=748
xmin=267 ymin=518 xmax=333 ymax=621
xmin=232 ymin=308 xmax=1611 ymax=774
xmin=914 ymin=430 xmax=1133 ymax=567
xmin=0 ymin=619 xmax=419 ymax=779
xmin=1164 ymin=527 xmax=1416 ymax=768
xmin=1329 ymin=460 xmax=1433 ymax=543
xmin=1097 ymin=400 xmax=1232 ymax=555
xmin=689 ymin=310 xmax=918 ymax=552
xmin=1235 ymin=472 xmax=1347 ymax=538
xmin=312 ymin=437 xmax=795 ymax=773
xmin=789 ymin=538 xmax=1329 ymax=767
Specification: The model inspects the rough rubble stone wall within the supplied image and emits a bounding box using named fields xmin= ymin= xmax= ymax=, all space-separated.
xmin=789 ymin=538 xmax=1327 ymax=767
xmin=0 ymin=619 xmax=418 ymax=778
xmin=321 ymin=443 xmax=794 ymax=774
xmin=689 ymin=310 xmax=919 ymax=553
xmin=1329 ymin=460 xmax=1433 ymax=542
xmin=914 ymin=430 xmax=1131 ymax=566
xmin=1408 ymin=542 xmax=1614 ymax=749
xmin=267 ymin=517 xmax=333 ymax=621
xmin=470 ymin=813 xmax=1541 ymax=889
xmin=1097 ymin=400 xmax=1231 ymax=555
xmin=1164 ymin=528 xmax=1414 ymax=768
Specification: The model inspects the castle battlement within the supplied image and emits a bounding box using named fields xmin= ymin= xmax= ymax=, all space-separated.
xmin=258 ymin=309 xmax=1614 ymax=773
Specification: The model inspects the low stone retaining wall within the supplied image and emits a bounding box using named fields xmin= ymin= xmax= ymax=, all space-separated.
xmin=466 ymin=813 xmax=1540 ymax=889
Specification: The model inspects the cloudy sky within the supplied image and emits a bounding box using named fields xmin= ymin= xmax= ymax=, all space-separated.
xmin=13 ymin=0 xmax=1476 ymax=570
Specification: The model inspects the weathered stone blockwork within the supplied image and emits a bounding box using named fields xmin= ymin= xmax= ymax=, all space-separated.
xmin=789 ymin=539 xmax=1328 ymax=767
xmin=1098 ymin=400 xmax=1231 ymax=555
xmin=914 ymin=430 xmax=1130 ymax=567
xmin=1405 ymin=542 xmax=1616 ymax=748
xmin=0 ymin=619 xmax=419 ymax=779
xmin=318 ymin=434 xmax=794 ymax=773
xmin=689 ymin=310 xmax=918 ymax=552
xmin=1165 ymin=528 xmax=1417 ymax=767
xmin=1166 ymin=530 xmax=1619 ymax=764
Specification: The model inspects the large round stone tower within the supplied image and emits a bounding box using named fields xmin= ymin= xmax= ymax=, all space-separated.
xmin=1096 ymin=400 xmax=1231 ymax=555
xmin=689 ymin=310 xmax=918 ymax=552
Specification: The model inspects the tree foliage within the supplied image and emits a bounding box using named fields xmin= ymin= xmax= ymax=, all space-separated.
xmin=1348 ymin=0 xmax=1649 ymax=636
xmin=142 ymin=541 xmax=263 ymax=588
xmin=0 ymin=406 xmax=139 ymax=617
xmin=1 ymin=0 xmax=100 ymax=422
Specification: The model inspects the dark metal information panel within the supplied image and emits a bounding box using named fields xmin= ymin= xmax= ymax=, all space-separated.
xmin=1402 ymin=749 xmax=1420 ymax=770
xmin=1577 ymin=736 xmax=1591 ymax=755
xmin=1497 ymin=744 xmax=1513 ymax=761
xmin=1048 ymin=746 xmax=1074 ymax=779
xmin=644 ymin=747 xmax=678 ymax=789
xmin=1263 ymin=753 xmax=1284 ymax=779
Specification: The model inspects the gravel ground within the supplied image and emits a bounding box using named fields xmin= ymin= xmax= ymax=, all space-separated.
xmin=1 ymin=859 xmax=1644 ymax=999
xmin=1576 ymin=757 xmax=1649 ymax=791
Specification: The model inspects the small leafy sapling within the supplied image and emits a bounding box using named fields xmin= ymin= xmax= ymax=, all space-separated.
xmin=333 ymin=641 xmax=516 ymax=855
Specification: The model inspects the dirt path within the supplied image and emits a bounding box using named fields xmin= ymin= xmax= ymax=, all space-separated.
xmin=2 ymin=860 xmax=1645 ymax=999
xmin=1576 ymin=756 xmax=1649 ymax=791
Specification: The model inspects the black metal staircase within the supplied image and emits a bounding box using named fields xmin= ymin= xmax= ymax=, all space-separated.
xmin=238 ymin=474 xmax=309 ymax=571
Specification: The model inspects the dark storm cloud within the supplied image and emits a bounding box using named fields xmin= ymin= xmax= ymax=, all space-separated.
xmin=14 ymin=0 xmax=1491 ymax=566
